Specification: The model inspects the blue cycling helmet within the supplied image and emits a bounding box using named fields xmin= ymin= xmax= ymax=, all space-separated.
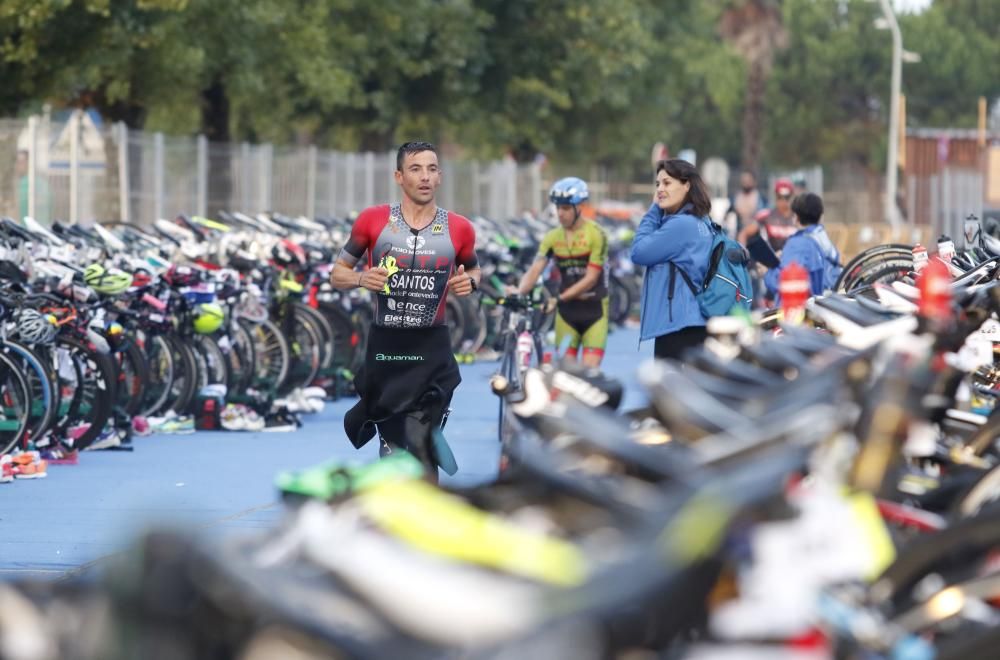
xmin=549 ymin=177 xmax=589 ymax=206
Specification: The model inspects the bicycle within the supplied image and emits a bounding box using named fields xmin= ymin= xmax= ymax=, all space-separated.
xmin=487 ymin=295 xmax=549 ymax=466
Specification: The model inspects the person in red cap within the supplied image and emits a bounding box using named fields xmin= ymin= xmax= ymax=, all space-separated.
xmin=738 ymin=178 xmax=797 ymax=252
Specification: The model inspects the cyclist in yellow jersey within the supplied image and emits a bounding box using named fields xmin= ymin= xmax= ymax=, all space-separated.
xmin=517 ymin=177 xmax=610 ymax=367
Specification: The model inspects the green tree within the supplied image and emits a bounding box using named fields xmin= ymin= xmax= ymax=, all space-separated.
xmin=719 ymin=0 xmax=788 ymax=173
xmin=900 ymin=0 xmax=1000 ymax=129
xmin=764 ymin=0 xmax=890 ymax=170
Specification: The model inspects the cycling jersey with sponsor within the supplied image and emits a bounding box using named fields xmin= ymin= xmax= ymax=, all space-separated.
xmin=537 ymin=221 xmax=609 ymax=300
xmin=339 ymin=204 xmax=478 ymax=328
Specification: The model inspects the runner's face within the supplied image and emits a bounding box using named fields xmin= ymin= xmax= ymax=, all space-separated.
xmin=395 ymin=150 xmax=441 ymax=205
xmin=776 ymin=193 xmax=792 ymax=215
xmin=556 ymin=204 xmax=578 ymax=228
xmin=655 ymin=171 xmax=690 ymax=214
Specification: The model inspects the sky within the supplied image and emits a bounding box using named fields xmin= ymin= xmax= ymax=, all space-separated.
xmin=895 ymin=0 xmax=932 ymax=13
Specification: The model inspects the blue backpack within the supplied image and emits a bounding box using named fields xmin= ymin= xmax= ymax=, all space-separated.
xmin=672 ymin=220 xmax=753 ymax=318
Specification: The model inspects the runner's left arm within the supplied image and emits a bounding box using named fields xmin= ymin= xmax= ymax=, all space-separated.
xmin=447 ymin=217 xmax=481 ymax=296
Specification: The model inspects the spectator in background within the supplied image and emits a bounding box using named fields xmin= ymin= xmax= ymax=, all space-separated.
xmin=729 ymin=169 xmax=765 ymax=236
xmin=764 ymin=193 xmax=843 ymax=302
xmin=792 ymin=175 xmax=808 ymax=196
xmin=16 ymin=150 xmax=51 ymax=226
xmin=739 ymin=178 xmax=797 ymax=253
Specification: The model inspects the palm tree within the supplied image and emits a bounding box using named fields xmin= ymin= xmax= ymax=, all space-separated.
xmin=718 ymin=0 xmax=788 ymax=173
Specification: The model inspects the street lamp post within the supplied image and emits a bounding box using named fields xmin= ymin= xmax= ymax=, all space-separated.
xmin=878 ymin=0 xmax=903 ymax=228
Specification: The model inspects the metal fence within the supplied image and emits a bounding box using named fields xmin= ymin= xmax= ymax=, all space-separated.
xmin=4 ymin=111 xmax=992 ymax=236
xmin=1 ymin=111 xmax=548 ymax=228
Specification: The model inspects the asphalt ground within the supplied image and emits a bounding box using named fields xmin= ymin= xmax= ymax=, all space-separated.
xmin=0 ymin=327 xmax=650 ymax=579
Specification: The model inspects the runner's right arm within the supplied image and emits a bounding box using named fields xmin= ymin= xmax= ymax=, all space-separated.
xmin=517 ymin=230 xmax=554 ymax=295
xmin=331 ymin=209 xmax=388 ymax=291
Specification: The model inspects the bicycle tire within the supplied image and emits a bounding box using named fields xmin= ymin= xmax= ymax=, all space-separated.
xmin=294 ymin=303 xmax=336 ymax=371
xmin=317 ymin=302 xmax=361 ymax=371
xmin=460 ymin=298 xmax=489 ymax=354
xmin=53 ymin=335 xmax=116 ymax=450
xmin=281 ymin=313 xmax=323 ymax=393
xmin=139 ymin=334 xmax=176 ymax=418
xmin=0 ymin=348 xmax=34 ymax=455
xmin=836 ymin=244 xmax=913 ymax=293
xmin=445 ymin=296 xmax=467 ymax=352
xmin=2 ymin=341 xmax=58 ymax=446
xmin=116 ymin=339 xmax=151 ymax=418
xmin=159 ymin=335 xmax=200 ymax=416
xmin=225 ymin=322 xmax=257 ymax=397
xmin=608 ymin=274 xmax=631 ymax=326
xmin=193 ymin=335 xmax=230 ymax=387
xmin=243 ymin=319 xmax=291 ymax=392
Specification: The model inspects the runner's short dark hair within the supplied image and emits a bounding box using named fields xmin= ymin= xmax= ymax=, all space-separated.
xmin=396 ymin=141 xmax=438 ymax=171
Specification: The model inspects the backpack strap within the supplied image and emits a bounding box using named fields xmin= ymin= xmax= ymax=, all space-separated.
xmin=670 ymin=261 xmax=699 ymax=296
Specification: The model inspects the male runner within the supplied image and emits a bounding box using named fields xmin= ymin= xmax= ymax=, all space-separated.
xmin=332 ymin=141 xmax=480 ymax=477
xmin=516 ymin=177 xmax=609 ymax=368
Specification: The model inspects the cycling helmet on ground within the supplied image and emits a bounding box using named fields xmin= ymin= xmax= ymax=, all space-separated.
xmin=192 ymin=302 xmax=225 ymax=335
xmin=549 ymin=177 xmax=590 ymax=206
xmin=14 ymin=309 xmax=58 ymax=345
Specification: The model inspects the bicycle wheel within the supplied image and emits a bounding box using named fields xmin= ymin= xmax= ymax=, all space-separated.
xmin=225 ymin=323 xmax=257 ymax=398
xmin=2 ymin=341 xmax=57 ymax=447
xmin=317 ymin=302 xmax=361 ymax=371
xmin=139 ymin=334 xmax=176 ymax=418
xmin=495 ymin=332 xmax=521 ymax=447
xmin=157 ymin=336 xmax=199 ymax=416
xmin=243 ymin=319 xmax=290 ymax=393
xmin=608 ymin=274 xmax=631 ymax=326
xmin=0 ymin=349 xmax=33 ymax=455
xmin=836 ymin=244 xmax=913 ymax=293
xmin=281 ymin=313 xmax=323 ymax=393
xmin=116 ymin=339 xmax=151 ymax=418
xmin=445 ymin=296 xmax=467 ymax=352
xmin=294 ymin=303 xmax=336 ymax=371
xmin=52 ymin=335 xmax=116 ymax=450
xmin=459 ymin=298 xmax=489 ymax=354
xmin=193 ymin=335 xmax=230 ymax=387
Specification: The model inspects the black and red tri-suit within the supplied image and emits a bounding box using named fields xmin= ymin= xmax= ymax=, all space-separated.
xmin=340 ymin=204 xmax=478 ymax=470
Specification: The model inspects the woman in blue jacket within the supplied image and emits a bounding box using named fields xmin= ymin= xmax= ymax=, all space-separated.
xmin=631 ymin=159 xmax=714 ymax=360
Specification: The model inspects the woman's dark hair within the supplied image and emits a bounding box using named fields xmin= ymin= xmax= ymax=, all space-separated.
xmin=791 ymin=192 xmax=824 ymax=225
xmin=655 ymin=159 xmax=711 ymax=218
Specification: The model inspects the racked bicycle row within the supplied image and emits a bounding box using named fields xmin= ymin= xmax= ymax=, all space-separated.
xmin=0 ymin=209 xmax=634 ymax=481
xmin=5 ymin=217 xmax=1000 ymax=658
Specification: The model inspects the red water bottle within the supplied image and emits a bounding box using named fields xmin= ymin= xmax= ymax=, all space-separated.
xmin=917 ymin=256 xmax=952 ymax=321
xmin=780 ymin=261 xmax=810 ymax=325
